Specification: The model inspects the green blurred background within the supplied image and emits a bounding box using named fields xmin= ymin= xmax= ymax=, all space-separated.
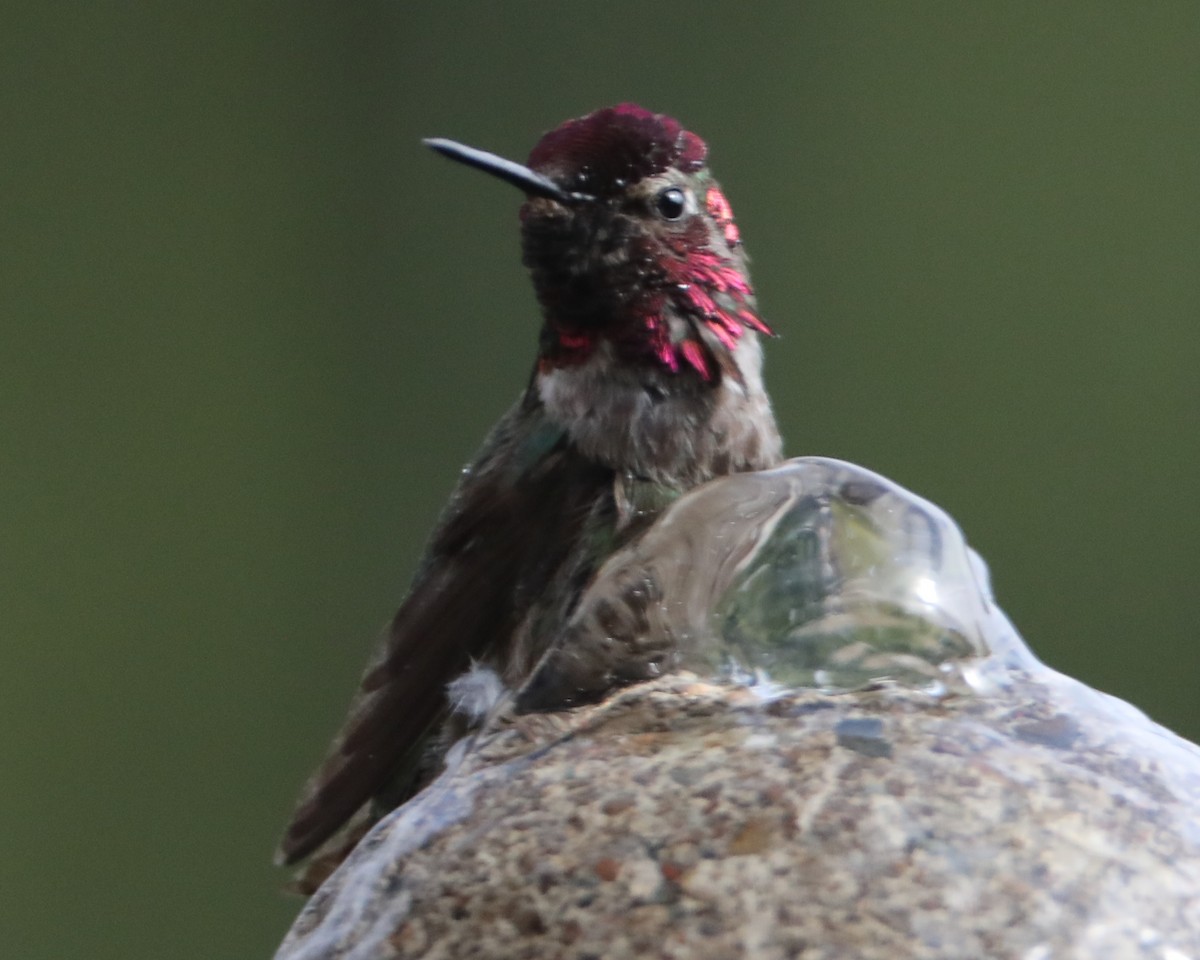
xmin=3 ymin=3 xmax=1197 ymax=956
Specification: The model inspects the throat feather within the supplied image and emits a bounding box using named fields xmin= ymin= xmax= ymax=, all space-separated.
xmin=540 ymin=249 xmax=769 ymax=381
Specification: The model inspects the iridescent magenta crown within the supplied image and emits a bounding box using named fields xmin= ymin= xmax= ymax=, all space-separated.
xmin=528 ymin=104 xmax=708 ymax=198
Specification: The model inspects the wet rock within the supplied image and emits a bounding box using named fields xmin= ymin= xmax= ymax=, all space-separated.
xmin=276 ymin=459 xmax=1200 ymax=959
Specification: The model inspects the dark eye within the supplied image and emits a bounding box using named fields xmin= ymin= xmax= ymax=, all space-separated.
xmin=654 ymin=187 xmax=686 ymax=221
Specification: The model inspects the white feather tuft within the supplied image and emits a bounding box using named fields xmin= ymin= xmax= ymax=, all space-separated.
xmin=446 ymin=663 xmax=506 ymax=722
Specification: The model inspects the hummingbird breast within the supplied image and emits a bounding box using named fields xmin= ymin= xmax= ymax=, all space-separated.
xmin=536 ymin=332 xmax=782 ymax=487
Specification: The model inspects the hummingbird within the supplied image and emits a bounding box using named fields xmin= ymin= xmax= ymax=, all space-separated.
xmin=276 ymin=103 xmax=783 ymax=872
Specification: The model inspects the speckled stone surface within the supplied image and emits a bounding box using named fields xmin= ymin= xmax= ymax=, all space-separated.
xmin=276 ymin=669 xmax=1200 ymax=960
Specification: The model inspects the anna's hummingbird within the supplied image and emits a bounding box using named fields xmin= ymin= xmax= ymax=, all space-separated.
xmin=277 ymin=103 xmax=782 ymax=870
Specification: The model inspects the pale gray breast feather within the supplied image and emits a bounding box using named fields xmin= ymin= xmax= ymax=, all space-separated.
xmin=537 ymin=335 xmax=780 ymax=484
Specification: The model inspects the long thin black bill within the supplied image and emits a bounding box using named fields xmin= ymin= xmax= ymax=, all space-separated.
xmin=422 ymin=137 xmax=592 ymax=204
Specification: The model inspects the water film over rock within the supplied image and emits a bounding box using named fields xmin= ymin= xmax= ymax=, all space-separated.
xmin=518 ymin=457 xmax=1017 ymax=709
xmin=277 ymin=458 xmax=1200 ymax=960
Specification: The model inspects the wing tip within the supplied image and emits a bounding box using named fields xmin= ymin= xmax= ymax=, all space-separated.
xmin=275 ymin=817 xmax=317 ymax=867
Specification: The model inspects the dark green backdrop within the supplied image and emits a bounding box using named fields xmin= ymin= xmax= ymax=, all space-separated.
xmin=4 ymin=4 xmax=1198 ymax=957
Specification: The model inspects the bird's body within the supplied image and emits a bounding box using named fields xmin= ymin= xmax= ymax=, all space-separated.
xmin=278 ymin=104 xmax=782 ymax=873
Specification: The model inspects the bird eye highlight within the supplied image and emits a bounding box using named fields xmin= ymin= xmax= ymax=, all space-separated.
xmin=654 ymin=187 xmax=687 ymax=221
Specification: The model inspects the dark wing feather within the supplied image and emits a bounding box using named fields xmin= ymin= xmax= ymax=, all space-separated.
xmin=277 ymin=394 xmax=611 ymax=865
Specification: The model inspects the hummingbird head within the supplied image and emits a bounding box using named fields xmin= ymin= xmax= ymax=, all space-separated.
xmin=425 ymin=104 xmax=772 ymax=382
